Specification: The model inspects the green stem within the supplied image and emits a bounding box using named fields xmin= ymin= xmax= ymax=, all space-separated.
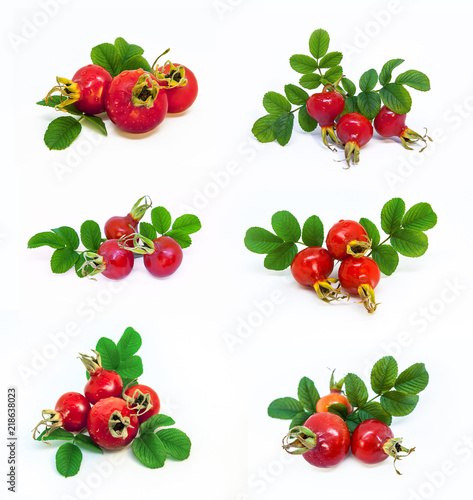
xmin=367 ymin=235 xmax=391 ymax=256
xmin=289 ymin=106 xmax=303 ymax=115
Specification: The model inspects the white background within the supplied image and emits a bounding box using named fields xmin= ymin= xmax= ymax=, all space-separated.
xmin=1 ymin=0 xmax=473 ymax=499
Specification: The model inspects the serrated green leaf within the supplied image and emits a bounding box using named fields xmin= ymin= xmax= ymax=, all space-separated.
xmin=290 ymin=54 xmax=318 ymax=74
xmin=139 ymin=222 xmax=157 ymax=242
xmin=274 ymin=113 xmax=294 ymax=146
xmin=37 ymin=97 xmax=83 ymax=116
xmin=319 ymin=51 xmax=343 ymax=69
xmin=114 ymin=37 xmax=143 ymax=62
xmin=381 ymin=198 xmax=406 ymax=235
xmin=395 ymin=363 xmax=429 ymax=394
xmin=80 ymin=220 xmax=101 ymax=252
xmin=371 ymin=245 xmax=399 ymax=276
xmin=36 ymin=428 xmax=74 ymax=442
xmin=284 ymin=84 xmax=309 ymax=105
xmin=118 ymin=355 xmax=143 ymax=380
xmin=28 ymin=231 xmax=65 ymax=249
xmin=75 ymin=253 xmax=87 ymax=278
xmin=140 ymin=414 xmax=176 ymax=435
xmin=52 ymin=226 xmax=80 ymax=250
xmin=324 ymin=66 xmax=343 ymax=84
xmin=290 ymin=411 xmax=313 ymax=429
xmin=299 ymin=73 xmax=322 ymax=90
xmin=271 ymin=211 xmax=301 ymax=242
xmin=56 ymin=443 xmax=82 ymax=478
xmin=359 ymin=69 xmax=378 ymax=92
xmin=73 ymin=434 xmax=103 ymax=454
xmin=264 ymin=242 xmax=298 ymax=271
xmin=402 ymin=203 xmax=437 ymax=231
xmin=157 ymin=428 xmax=191 ymax=461
xmin=371 ymin=356 xmax=398 ymax=394
xmin=44 ymin=116 xmax=82 ymax=150
xmin=346 ymin=413 xmax=362 ymax=433
xmin=391 ymin=229 xmax=428 ymax=257
xmin=172 ymin=214 xmax=201 ymax=234
xmin=252 ymin=115 xmax=279 ymax=143
xmin=90 ymin=43 xmax=122 ymax=77
xmin=244 ymin=227 xmax=283 ymax=254
xmin=83 ymin=115 xmax=107 ymax=135
xmin=117 ymin=327 xmax=142 ymax=360
xmin=50 ymin=247 xmax=80 ymax=274
xmin=268 ymin=397 xmax=304 ymax=420
xmin=263 ymin=92 xmax=291 ymax=116
xmin=380 ymin=391 xmax=419 ymax=416
xmin=345 ymin=373 xmax=368 ymax=408
xmin=327 ymin=403 xmax=349 ymax=419
xmin=151 ymin=206 xmax=172 ymax=235
xmin=359 ymin=218 xmax=380 ymax=248
xmin=301 ymin=216 xmax=324 ymax=247
xmin=343 ymin=95 xmax=358 ymax=115
xmin=122 ymin=55 xmax=152 ymax=72
xmin=395 ymin=70 xmax=430 ymax=91
xmin=379 ymin=59 xmax=405 ymax=86
xmin=297 ymin=377 xmax=320 ymax=413
xmin=341 ymin=78 xmax=356 ymax=96
xmin=298 ymin=105 xmax=318 ymax=132
xmin=357 ymin=91 xmax=381 ymax=120
xmin=132 ymin=433 xmax=166 ymax=469
xmin=165 ymin=230 xmax=192 ymax=249
xmin=309 ymin=29 xmax=330 ymax=59
xmin=358 ymin=402 xmax=392 ymax=426
xmin=96 ymin=337 xmax=120 ymax=370
xmin=380 ymin=83 xmax=412 ymax=114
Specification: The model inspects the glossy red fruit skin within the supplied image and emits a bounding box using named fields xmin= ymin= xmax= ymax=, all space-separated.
xmin=144 ymin=236 xmax=183 ymax=278
xmin=105 ymin=69 xmax=168 ymax=133
xmin=336 ymin=112 xmax=373 ymax=147
xmin=291 ymin=247 xmax=334 ymax=287
xmin=104 ymin=215 xmax=138 ymax=241
xmin=351 ymin=419 xmax=393 ymax=464
xmin=326 ymin=220 xmax=369 ymax=261
xmin=338 ymin=256 xmax=380 ymax=296
xmin=158 ymin=64 xmax=198 ymax=113
xmin=55 ymin=392 xmax=91 ymax=432
xmin=72 ymin=65 xmax=112 ymax=114
xmin=84 ymin=367 xmax=123 ymax=405
xmin=302 ymin=412 xmax=351 ymax=468
xmin=374 ymin=106 xmax=407 ymax=138
xmin=306 ymin=91 xmax=345 ymax=126
xmin=97 ymin=239 xmax=134 ymax=280
xmin=87 ymin=397 xmax=139 ymax=450
xmin=124 ymin=384 xmax=161 ymax=424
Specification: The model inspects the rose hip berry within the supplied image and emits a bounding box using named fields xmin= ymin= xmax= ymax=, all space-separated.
xmin=283 ymin=412 xmax=350 ymax=468
xmin=316 ymin=392 xmax=352 ymax=414
xmin=351 ymin=419 xmax=415 ymax=474
xmin=104 ymin=196 xmax=152 ymax=243
xmin=326 ymin=220 xmax=370 ymax=261
xmin=336 ymin=112 xmax=374 ymax=167
xmin=374 ymin=105 xmax=432 ymax=152
xmin=81 ymin=239 xmax=134 ymax=280
xmin=79 ymin=350 xmax=124 ymax=404
xmin=123 ymin=383 xmax=161 ymax=424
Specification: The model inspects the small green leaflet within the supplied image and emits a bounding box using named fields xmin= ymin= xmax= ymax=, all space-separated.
xmin=147 ymin=207 xmax=201 ymax=248
xmin=263 ymin=92 xmax=291 ymax=116
xmin=297 ymin=377 xmax=320 ymax=413
xmin=132 ymin=433 xmax=167 ymax=469
xmin=371 ymin=356 xmax=398 ymax=394
xmin=268 ymin=397 xmax=304 ymax=420
xmin=80 ymin=220 xmax=102 ymax=252
xmin=56 ymin=443 xmax=82 ymax=478
xmin=309 ymin=28 xmax=330 ymax=59
xmin=157 ymin=428 xmax=191 ymax=461
xmin=44 ymin=117 xmax=82 ymax=150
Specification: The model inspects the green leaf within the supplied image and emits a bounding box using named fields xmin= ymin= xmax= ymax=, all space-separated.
xmin=358 ymin=402 xmax=392 ymax=426
xmin=96 ymin=337 xmax=120 ymax=370
xmin=165 ymin=230 xmax=192 ymax=249
xmin=380 ymin=391 xmax=419 ymax=416
xmin=52 ymin=226 xmax=80 ymax=250
xmin=50 ymin=247 xmax=80 ymax=274
xmin=346 ymin=412 xmax=362 ymax=433
xmin=345 ymin=373 xmax=368 ymax=408
xmin=140 ymin=414 xmax=176 ymax=435
xmin=371 ymin=245 xmax=399 ymax=276
xmin=117 ymin=327 xmax=142 ymax=360
xmin=28 ymin=231 xmax=65 ymax=249
xmin=380 ymin=83 xmax=412 ymax=114
xmin=290 ymin=54 xmax=318 ymax=74
xmin=299 ymin=73 xmax=322 ymax=90
xmin=357 ymin=91 xmax=381 ymax=120
xmin=80 ymin=220 xmax=101 ymax=252
xmin=298 ymin=105 xmax=318 ymax=132
xmin=90 ymin=43 xmax=122 ymax=77
xmin=359 ymin=69 xmax=378 ymax=92
xmin=252 ymin=115 xmax=279 ymax=143
xmin=290 ymin=411 xmax=312 ymax=429
xmin=274 ymin=113 xmax=294 ymax=146
xmin=75 ymin=253 xmax=87 ymax=278
xmin=395 ymin=363 xmax=429 ymax=394
xmin=132 ymin=433 xmax=166 ymax=469
xmin=284 ymin=84 xmax=309 ymax=105
xmin=359 ymin=218 xmax=380 ymax=248
xmin=157 ymin=428 xmax=191 ymax=461
xmin=83 ymin=115 xmax=107 ymax=135
xmin=402 ymin=203 xmax=437 ymax=231
xmin=264 ymin=242 xmax=298 ymax=271
xmin=271 ymin=211 xmax=301 ymax=242
xmin=151 ymin=206 xmax=172 ymax=235
xmin=381 ymin=197 xmax=406 ymax=235
xmin=301 ymin=216 xmax=324 ymax=247
xmin=395 ymin=70 xmax=430 ymax=91
xmin=37 ymin=97 xmax=83 ymax=116
xmin=172 ymin=214 xmax=201 ymax=234
xmin=391 ymin=229 xmax=428 ymax=257
xmin=139 ymin=222 xmax=157 ymax=242
xmin=343 ymin=96 xmax=358 ymax=114
xmin=118 ymin=355 xmax=143 ymax=380
xmin=371 ymin=356 xmax=398 ymax=394
xmin=73 ymin=434 xmax=103 ymax=454
xmin=268 ymin=397 xmax=305 ymax=420
xmin=379 ymin=58 xmax=405 ymax=86
xmin=36 ymin=428 xmax=74 ymax=442
xmin=341 ymin=78 xmax=356 ymax=96
xmin=323 ymin=66 xmax=343 ymax=84
xmin=263 ymin=92 xmax=291 ymax=116
xmin=44 ymin=116 xmax=82 ymax=150
xmin=309 ymin=29 xmax=330 ymax=59
xmin=319 ymin=51 xmax=343 ymax=68
xmin=121 ymin=54 xmax=152 ymax=72
xmin=297 ymin=377 xmax=320 ymax=413
xmin=327 ymin=403 xmax=349 ymax=419
xmin=244 ymin=227 xmax=283 ymax=254
xmin=114 ymin=37 xmax=143 ymax=63
xmin=56 ymin=443 xmax=82 ymax=478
